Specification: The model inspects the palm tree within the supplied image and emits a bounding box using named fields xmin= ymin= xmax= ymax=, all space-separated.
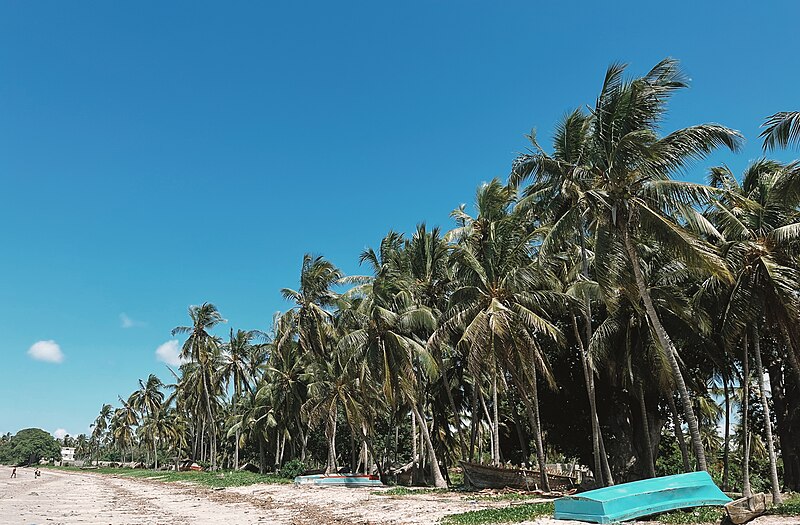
xmin=583 ymin=59 xmax=742 ymax=472
xmin=128 ymin=374 xmax=165 ymax=466
xmin=281 ymin=255 xmax=346 ymax=358
xmin=221 ymin=328 xmax=260 ymax=469
xmin=707 ymin=159 xmax=800 ymax=502
xmin=172 ymin=303 xmax=226 ymax=470
xmin=110 ymin=403 xmax=138 ymax=463
xmin=90 ymin=404 xmax=112 ymax=463
xmin=511 ymin=108 xmax=614 ymax=485
xmin=438 ymin=180 xmax=567 ymax=490
xmin=347 ymin=232 xmax=449 ymax=485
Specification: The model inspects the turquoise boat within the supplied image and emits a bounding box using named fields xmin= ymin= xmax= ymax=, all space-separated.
xmin=554 ymin=471 xmax=731 ymax=523
xmin=294 ymin=473 xmax=383 ymax=487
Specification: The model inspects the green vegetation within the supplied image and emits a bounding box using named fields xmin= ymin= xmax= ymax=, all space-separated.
xmin=0 ymin=428 xmax=61 ymax=465
xmin=76 ymin=58 xmax=800 ymax=499
xmin=440 ymin=503 xmax=554 ymax=525
xmin=373 ymin=486 xmax=450 ymax=496
xmin=769 ymin=493 xmax=800 ymax=516
xmin=45 ymin=465 xmax=290 ymax=487
xmin=647 ymin=507 xmax=724 ymax=524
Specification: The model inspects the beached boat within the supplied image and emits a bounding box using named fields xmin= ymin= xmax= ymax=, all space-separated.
xmin=460 ymin=461 xmax=577 ymax=491
xmin=725 ymin=493 xmax=768 ymax=524
xmin=294 ymin=473 xmax=383 ymax=487
xmin=553 ymin=471 xmax=731 ymax=523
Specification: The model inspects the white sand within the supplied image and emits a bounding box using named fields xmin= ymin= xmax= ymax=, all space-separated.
xmin=1 ymin=467 xmax=797 ymax=525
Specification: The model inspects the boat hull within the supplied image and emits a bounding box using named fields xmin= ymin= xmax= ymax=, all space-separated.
xmin=554 ymin=471 xmax=731 ymax=523
xmin=725 ymin=493 xmax=768 ymax=524
xmin=460 ymin=461 xmax=576 ymax=491
xmin=294 ymin=473 xmax=383 ymax=487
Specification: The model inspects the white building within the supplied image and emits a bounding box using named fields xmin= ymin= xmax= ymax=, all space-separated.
xmin=61 ymin=447 xmax=75 ymax=462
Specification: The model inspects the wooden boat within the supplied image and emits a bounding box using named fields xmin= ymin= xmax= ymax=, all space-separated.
xmin=460 ymin=461 xmax=577 ymax=491
xmin=553 ymin=471 xmax=731 ymax=524
xmin=294 ymin=473 xmax=383 ymax=487
xmin=724 ymin=493 xmax=768 ymax=524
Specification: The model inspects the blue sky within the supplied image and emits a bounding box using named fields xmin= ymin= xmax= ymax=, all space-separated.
xmin=1 ymin=1 xmax=798 ymax=438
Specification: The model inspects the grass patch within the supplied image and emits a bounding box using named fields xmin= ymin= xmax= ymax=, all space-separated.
xmin=645 ymin=506 xmax=724 ymax=524
xmin=373 ymin=486 xmax=451 ymax=497
xmin=769 ymin=493 xmax=800 ymax=516
xmin=43 ymin=465 xmax=290 ymax=487
xmin=440 ymin=502 xmax=553 ymax=525
xmin=473 ymin=492 xmax=544 ymax=502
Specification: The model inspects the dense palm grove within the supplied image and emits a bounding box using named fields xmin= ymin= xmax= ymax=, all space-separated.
xmin=81 ymin=60 xmax=800 ymax=499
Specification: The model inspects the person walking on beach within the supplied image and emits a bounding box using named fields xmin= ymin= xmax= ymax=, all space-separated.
xmin=10 ymin=467 xmax=16 ymax=478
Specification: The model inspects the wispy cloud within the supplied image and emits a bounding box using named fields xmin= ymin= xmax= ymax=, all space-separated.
xmin=155 ymin=340 xmax=186 ymax=366
xmin=120 ymin=313 xmax=145 ymax=328
xmin=54 ymin=428 xmax=68 ymax=440
xmin=28 ymin=340 xmax=64 ymax=363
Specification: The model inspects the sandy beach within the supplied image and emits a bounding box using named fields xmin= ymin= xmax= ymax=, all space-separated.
xmin=0 ymin=467 xmax=518 ymax=525
xmin=0 ymin=467 xmax=795 ymax=525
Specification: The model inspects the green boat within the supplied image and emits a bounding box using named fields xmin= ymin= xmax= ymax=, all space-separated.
xmin=554 ymin=471 xmax=731 ymax=523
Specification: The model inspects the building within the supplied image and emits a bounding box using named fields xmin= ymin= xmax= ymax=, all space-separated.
xmin=60 ymin=447 xmax=75 ymax=462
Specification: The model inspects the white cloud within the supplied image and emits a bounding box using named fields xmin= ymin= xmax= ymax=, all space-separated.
xmin=120 ymin=313 xmax=145 ymax=328
xmin=28 ymin=340 xmax=64 ymax=363
xmin=53 ymin=428 xmax=68 ymax=440
xmin=155 ymin=340 xmax=186 ymax=366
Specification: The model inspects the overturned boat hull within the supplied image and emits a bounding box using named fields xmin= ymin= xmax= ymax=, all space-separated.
xmin=294 ymin=473 xmax=383 ymax=487
xmin=554 ymin=471 xmax=731 ymax=523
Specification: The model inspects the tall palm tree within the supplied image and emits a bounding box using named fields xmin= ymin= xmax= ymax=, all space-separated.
xmin=438 ymin=180 xmax=566 ymax=490
xmin=281 ymin=255 xmax=346 ymax=358
xmin=511 ymin=108 xmax=614 ymax=485
xmin=221 ymin=328 xmax=260 ymax=469
xmin=584 ymin=59 xmax=742 ymax=471
xmin=90 ymin=404 xmax=112 ymax=463
xmin=172 ymin=303 xmax=226 ymax=470
xmin=707 ymin=159 xmax=800 ymax=502
xmin=128 ymin=374 xmax=165 ymax=466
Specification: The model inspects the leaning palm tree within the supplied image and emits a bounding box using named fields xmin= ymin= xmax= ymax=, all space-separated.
xmin=90 ymin=404 xmax=113 ymax=463
xmin=583 ymin=59 xmax=742 ymax=472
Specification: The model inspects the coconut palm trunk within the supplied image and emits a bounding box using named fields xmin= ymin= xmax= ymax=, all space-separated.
xmin=751 ymin=326 xmax=782 ymax=504
xmin=637 ymin=383 xmax=656 ymax=478
xmin=578 ymin=227 xmax=613 ymax=486
xmin=410 ymin=403 xmax=447 ymax=488
xmin=722 ymin=374 xmax=731 ymax=491
xmin=623 ymin=229 xmax=707 ymax=471
xmin=667 ymin=394 xmax=691 ymax=471
xmin=491 ymin=368 xmax=501 ymax=466
xmin=326 ymin=404 xmax=338 ymax=474
xmin=572 ymin=313 xmax=613 ymax=485
xmin=512 ymin=369 xmax=550 ymax=491
xmin=742 ymin=333 xmax=752 ymax=498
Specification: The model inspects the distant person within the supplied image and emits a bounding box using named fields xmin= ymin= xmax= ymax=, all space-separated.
xmin=35 ymin=468 xmax=41 ymax=478
xmin=10 ymin=467 xmax=16 ymax=478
